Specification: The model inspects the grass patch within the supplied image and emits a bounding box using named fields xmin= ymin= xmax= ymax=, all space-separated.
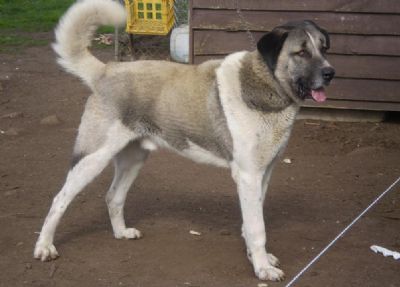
xmin=0 ymin=0 xmax=74 ymax=51
xmin=0 ymin=0 xmax=75 ymax=32
xmin=0 ymin=0 xmax=116 ymax=51
xmin=98 ymin=26 xmax=116 ymax=34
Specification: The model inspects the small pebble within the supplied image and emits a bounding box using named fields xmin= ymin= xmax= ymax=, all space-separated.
xmin=40 ymin=114 xmax=62 ymax=126
xmin=283 ymin=158 xmax=292 ymax=164
xmin=189 ymin=230 xmax=201 ymax=236
xmin=5 ymin=188 xmax=19 ymax=196
xmin=4 ymin=128 xmax=20 ymax=136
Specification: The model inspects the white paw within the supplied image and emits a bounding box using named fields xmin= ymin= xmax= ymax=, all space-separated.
xmin=256 ymin=266 xmax=285 ymax=281
xmin=34 ymin=242 xmax=59 ymax=261
xmin=247 ymin=250 xmax=280 ymax=268
xmin=267 ymin=253 xmax=280 ymax=267
xmin=114 ymin=228 xmax=142 ymax=239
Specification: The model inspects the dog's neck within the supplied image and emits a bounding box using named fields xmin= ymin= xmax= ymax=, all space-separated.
xmin=239 ymin=51 xmax=294 ymax=112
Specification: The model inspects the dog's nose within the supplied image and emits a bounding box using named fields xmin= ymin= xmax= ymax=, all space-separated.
xmin=322 ymin=67 xmax=335 ymax=82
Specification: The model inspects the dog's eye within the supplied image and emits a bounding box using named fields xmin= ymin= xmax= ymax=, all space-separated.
xmin=296 ymin=50 xmax=308 ymax=57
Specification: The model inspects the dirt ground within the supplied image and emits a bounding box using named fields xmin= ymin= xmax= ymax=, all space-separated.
xmin=0 ymin=37 xmax=400 ymax=287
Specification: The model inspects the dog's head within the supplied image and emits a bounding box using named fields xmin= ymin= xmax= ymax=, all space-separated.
xmin=257 ymin=20 xmax=335 ymax=104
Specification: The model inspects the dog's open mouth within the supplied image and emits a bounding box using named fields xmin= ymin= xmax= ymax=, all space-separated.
xmin=298 ymin=82 xmax=327 ymax=103
xmin=310 ymin=88 xmax=327 ymax=103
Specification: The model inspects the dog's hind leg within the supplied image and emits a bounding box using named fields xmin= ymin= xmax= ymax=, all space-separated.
xmin=106 ymin=141 xmax=149 ymax=239
xmin=34 ymin=121 xmax=137 ymax=261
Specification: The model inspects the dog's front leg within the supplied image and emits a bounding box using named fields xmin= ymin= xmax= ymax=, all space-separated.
xmin=232 ymin=166 xmax=285 ymax=281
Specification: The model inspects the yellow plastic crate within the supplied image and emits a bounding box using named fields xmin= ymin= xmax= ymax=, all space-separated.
xmin=125 ymin=0 xmax=175 ymax=35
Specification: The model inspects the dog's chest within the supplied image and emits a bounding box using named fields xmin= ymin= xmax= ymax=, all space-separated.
xmin=217 ymin=52 xmax=299 ymax=169
xmin=229 ymin=104 xmax=298 ymax=169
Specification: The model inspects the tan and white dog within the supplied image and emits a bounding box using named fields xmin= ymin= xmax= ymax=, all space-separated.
xmin=34 ymin=0 xmax=335 ymax=281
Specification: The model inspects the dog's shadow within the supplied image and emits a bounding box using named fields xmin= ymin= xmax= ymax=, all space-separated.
xmin=53 ymin=151 xmax=303 ymax=246
xmin=55 ymin=186 xmax=241 ymax=246
xmin=54 ymin=151 xmax=241 ymax=245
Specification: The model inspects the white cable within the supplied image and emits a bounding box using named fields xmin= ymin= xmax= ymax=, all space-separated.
xmin=285 ymin=176 xmax=400 ymax=287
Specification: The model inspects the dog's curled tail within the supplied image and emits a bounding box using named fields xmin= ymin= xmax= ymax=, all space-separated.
xmin=53 ymin=0 xmax=126 ymax=87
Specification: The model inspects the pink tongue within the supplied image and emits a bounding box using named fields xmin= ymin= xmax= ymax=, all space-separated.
xmin=311 ymin=89 xmax=327 ymax=102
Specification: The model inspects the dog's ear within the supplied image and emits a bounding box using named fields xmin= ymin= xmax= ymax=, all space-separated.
xmin=317 ymin=26 xmax=330 ymax=50
xmin=303 ymin=20 xmax=330 ymax=49
xmin=257 ymin=27 xmax=290 ymax=72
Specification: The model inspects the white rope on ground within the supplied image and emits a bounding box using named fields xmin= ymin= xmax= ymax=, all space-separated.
xmin=285 ymin=176 xmax=400 ymax=287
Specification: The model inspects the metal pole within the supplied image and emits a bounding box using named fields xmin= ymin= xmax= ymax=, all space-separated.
xmin=114 ymin=26 xmax=120 ymax=61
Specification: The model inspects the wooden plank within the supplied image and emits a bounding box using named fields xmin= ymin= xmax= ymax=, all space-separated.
xmin=193 ymin=30 xmax=256 ymax=54
xmin=330 ymin=55 xmax=400 ymax=80
xmin=332 ymin=34 xmax=400 ymax=56
xmin=327 ymin=79 xmax=400 ymax=102
xmin=191 ymin=9 xmax=400 ymax=35
xmin=189 ymin=0 xmax=194 ymax=64
xmin=192 ymin=0 xmax=400 ymax=14
xmin=193 ymin=54 xmax=400 ymax=80
xmin=193 ymin=30 xmax=400 ymax=56
xmin=303 ymin=99 xmax=400 ymax=111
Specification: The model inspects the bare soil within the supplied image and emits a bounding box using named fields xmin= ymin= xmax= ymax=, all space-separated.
xmin=0 ymin=39 xmax=399 ymax=287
